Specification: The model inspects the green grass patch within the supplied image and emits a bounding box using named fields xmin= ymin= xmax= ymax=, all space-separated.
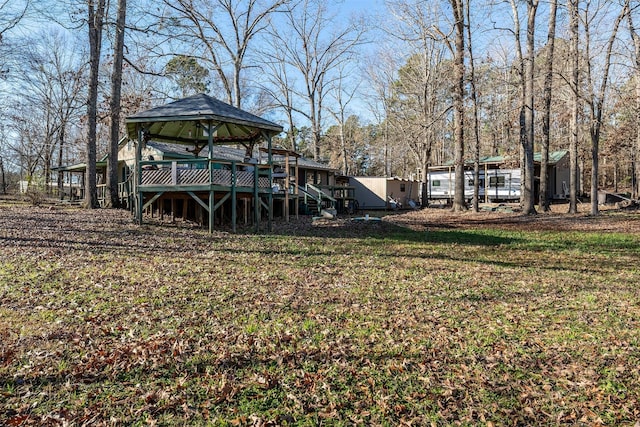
xmin=1 ymin=205 xmax=640 ymax=425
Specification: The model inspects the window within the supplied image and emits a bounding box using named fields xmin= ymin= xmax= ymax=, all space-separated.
xmin=400 ymin=183 xmax=406 ymax=192
xmin=489 ymin=176 xmax=506 ymax=187
xmin=468 ymin=178 xmax=486 ymax=187
xmin=432 ymin=180 xmax=441 ymax=187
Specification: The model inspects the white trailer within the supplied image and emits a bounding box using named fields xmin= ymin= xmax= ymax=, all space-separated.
xmin=428 ymin=169 xmax=521 ymax=202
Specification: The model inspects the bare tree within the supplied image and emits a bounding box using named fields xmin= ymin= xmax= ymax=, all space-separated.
xmin=106 ymin=0 xmax=127 ymax=208
xmin=626 ymin=0 xmax=640 ymax=199
xmin=0 ymin=0 xmax=28 ymax=44
xmin=583 ymin=1 xmax=625 ymax=216
xmin=450 ymin=0 xmax=467 ymax=212
xmin=7 ymin=112 xmax=45 ymax=182
xmin=364 ymin=51 xmax=396 ymax=177
xmin=260 ymin=37 xmax=303 ymax=152
xmin=385 ymin=0 xmax=455 ymax=206
xmin=327 ymin=67 xmax=360 ymax=175
xmin=465 ymin=0 xmax=481 ymax=212
xmin=85 ymin=0 xmax=106 ymax=209
xmin=539 ymin=0 xmax=558 ymax=212
xmin=270 ymin=0 xmax=364 ymax=161
xmin=13 ymin=30 xmax=85 ymax=196
xmin=156 ymin=0 xmax=289 ymax=108
xmin=506 ymin=0 xmax=538 ymax=214
xmin=568 ymin=0 xmax=580 ymax=213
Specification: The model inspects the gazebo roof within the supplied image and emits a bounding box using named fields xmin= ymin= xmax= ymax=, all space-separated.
xmin=126 ymin=93 xmax=283 ymax=144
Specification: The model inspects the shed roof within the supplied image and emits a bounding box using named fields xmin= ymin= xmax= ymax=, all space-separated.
xmin=126 ymin=93 xmax=283 ymax=144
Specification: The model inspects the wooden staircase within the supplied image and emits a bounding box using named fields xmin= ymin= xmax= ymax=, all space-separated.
xmin=298 ymin=184 xmax=337 ymax=216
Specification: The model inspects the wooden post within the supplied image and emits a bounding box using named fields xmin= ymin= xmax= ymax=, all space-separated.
xmin=231 ymin=161 xmax=237 ymax=232
xmin=136 ymin=126 xmax=144 ymax=225
xmin=208 ymin=121 xmax=215 ymax=234
xmin=253 ymin=165 xmax=260 ymax=232
xmin=284 ymin=153 xmax=290 ymax=222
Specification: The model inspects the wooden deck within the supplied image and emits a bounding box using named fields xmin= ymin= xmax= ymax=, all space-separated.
xmin=135 ymin=158 xmax=274 ymax=232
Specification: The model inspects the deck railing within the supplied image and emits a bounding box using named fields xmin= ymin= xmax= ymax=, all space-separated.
xmin=139 ymin=159 xmax=271 ymax=190
xmin=318 ymin=185 xmax=356 ymax=200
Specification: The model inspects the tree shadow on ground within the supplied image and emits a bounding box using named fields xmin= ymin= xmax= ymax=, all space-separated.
xmin=268 ymin=218 xmax=521 ymax=247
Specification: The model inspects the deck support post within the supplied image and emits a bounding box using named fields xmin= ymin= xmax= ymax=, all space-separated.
xmin=136 ymin=125 xmax=144 ymax=225
xmin=143 ymin=191 xmax=165 ymax=211
xmin=253 ymin=166 xmax=260 ymax=232
xmin=209 ymin=188 xmax=215 ymax=233
xmin=207 ymin=121 xmax=215 ymax=233
xmin=262 ymin=131 xmax=274 ymax=232
xmin=231 ymin=162 xmax=237 ymax=233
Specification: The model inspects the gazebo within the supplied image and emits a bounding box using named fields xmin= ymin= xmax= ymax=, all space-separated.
xmin=126 ymin=93 xmax=283 ymax=232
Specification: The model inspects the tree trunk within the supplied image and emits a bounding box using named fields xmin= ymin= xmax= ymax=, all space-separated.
xmin=287 ymin=113 xmax=296 ymax=152
xmin=384 ymin=120 xmax=389 ymax=177
xmin=234 ymin=62 xmax=242 ymax=108
xmin=422 ymin=158 xmax=429 ymax=207
xmin=627 ymin=0 xmax=640 ymax=199
xmin=340 ymin=122 xmax=348 ymax=175
xmin=568 ymin=0 xmax=579 ymax=213
xmin=636 ymin=75 xmax=640 ymax=199
xmin=85 ymin=0 xmax=105 ymax=209
xmin=590 ymin=129 xmax=599 ymax=215
xmin=585 ymin=3 xmax=624 ymax=216
xmin=107 ymin=0 xmax=127 ymax=209
xmin=0 ymin=156 xmax=6 ymax=194
xmin=57 ymin=130 xmax=65 ymax=199
xmin=540 ymin=0 xmax=557 ymax=212
xmin=451 ymin=0 xmax=466 ymax=212
xmin=508 ymin=0 xmax=527 ymax=208
xmin=522 ymin=0 xmax=538 ymax=215
xmin=465 ymin=0 xmax=480 ymax=212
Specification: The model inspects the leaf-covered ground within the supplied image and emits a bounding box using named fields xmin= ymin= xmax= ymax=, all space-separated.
xmin=1 ymin=201 xmax=639 ymax=426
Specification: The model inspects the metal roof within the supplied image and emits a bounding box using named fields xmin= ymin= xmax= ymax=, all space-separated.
xmin=436 ymin=150 xmax=568 ymax=168
xmin=125 ymin=93 xmax=283 ymax=144
xmin=147 ymin=141 xmax=336 ymax=172
xmin=52 ymin=161 xmax=107 ymax=172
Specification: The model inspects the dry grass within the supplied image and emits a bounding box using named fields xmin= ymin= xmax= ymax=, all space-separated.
xmin=1 ymin=201 xmax=639 ymax=426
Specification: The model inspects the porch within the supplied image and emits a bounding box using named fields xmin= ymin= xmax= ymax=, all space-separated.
xmin=135 ymin=157 xmax=275 ymax=232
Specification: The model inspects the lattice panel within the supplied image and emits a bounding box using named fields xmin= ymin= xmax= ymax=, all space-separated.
xmin=258 ymin=177 xmax=270 ymax=188
xmin=179 ymin=169 xmax=209 ymax=185
xmin=212 ymin=170 xmax=233 ymax=186
xmin=236 ymin=171 xmax=255 ymax=187
xmin=141 ymin=169 xmax=171 ymax=185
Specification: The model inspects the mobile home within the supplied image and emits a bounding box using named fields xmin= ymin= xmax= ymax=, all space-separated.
xmin=428 ymin=150 xmax=571 ymax=203
xmin=428 ymin=168 xmax=521 ymax=202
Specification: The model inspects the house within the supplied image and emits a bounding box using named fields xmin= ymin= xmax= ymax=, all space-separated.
xmin=122 ymin=141 xmax=342 ymax=221
xmin=55 ymin=94 xmax=284 ymax=232
xmin=55 ymin=94 xmax=347 ymax=230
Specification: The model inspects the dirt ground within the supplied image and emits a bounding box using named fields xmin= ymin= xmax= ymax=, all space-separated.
xmin=2 ymin=196 xmax=640 ymax=235
xmin=381 ymin=202 xmax=640 ymax=233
